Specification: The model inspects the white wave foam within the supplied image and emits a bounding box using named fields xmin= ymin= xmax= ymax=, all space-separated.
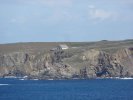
xmin=48 ymin=79 xmax=54 ymax=80
xmin=19 ymin=79 xmax=25 ymax=80
xmin=120 ymin=77 xmax=133 ymax=80
xmin=33 ymin=79 xmax=39 ymax=80
xmin=4 ymin=76 xmax=17 ymax=78
xmin=0 ymin=84 xmax=9 ymax=86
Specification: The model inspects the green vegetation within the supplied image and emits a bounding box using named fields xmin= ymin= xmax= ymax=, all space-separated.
xmin=0 ymin=39 xmax=133 ymax=54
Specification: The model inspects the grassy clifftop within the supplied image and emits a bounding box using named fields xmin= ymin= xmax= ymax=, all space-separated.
xmin=0 ymin=39 xmax=133 ymax=54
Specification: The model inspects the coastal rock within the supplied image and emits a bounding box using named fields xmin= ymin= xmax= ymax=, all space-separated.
xmin=0 ymin=42 xmax=133 ymax=79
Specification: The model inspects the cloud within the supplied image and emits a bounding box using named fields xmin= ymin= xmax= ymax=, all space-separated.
xmin=88 ymin=5 xmax=95 ymax=9
xmin=10 ymin=18 xmax=17 ymax=23
xmin=41 ymin=0 xmax=72 ymax=7
xmin=41 ymin=10 xmax=78 ymax=25
xmin=10 ymin=16 xmax=27 ymax=24
xmin=0 ymin=0 xmax=72 ymax=7
xmin=122 ymin=0 xmax=133 ymax=4
xmin=88 ymin=5 xmax=117 ymax=21
xmin=19 ymin=0 xmax=72 ymax=7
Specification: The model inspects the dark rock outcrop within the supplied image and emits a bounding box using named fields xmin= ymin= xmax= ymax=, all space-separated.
xmin=78 ymin=48 xmax=133 ymax=78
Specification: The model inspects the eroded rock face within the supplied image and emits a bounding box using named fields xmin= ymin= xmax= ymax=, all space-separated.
xmin=0 ymin=47 xmax=133 ymax=79
xmin=113 ymin=48 xmax=133 ymax=76
xmin=79 ymin=48 xmax=133 ymax=78
xmin=0 ymin=51 xmax=74 ymax=79
xmin=0 ymin=52 xmax=31 ymax=77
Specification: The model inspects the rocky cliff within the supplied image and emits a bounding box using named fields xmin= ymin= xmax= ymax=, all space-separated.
xmin=0 ymin=40 xmax=133 ymax=79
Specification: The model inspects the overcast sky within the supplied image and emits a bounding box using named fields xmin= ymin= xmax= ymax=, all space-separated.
xmin=0 ymin=0 xmax=133 ymax=43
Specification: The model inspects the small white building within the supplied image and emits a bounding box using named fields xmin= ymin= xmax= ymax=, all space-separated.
xmin=57 ymin=44 xmax=69 ymax=50
xmin=50 ymin=44 xmax=69 ymax=51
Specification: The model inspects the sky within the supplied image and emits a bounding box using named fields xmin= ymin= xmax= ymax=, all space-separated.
xmin=0 ymin=0 xmax=133 ymax=43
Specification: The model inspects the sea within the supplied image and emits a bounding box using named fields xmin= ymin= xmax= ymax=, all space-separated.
xmin=0 ymin=78 xmax=133 ymax=100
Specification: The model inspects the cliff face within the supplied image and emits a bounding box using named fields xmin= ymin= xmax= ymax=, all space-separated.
xmin=80 ymin=48 xmax=133 ymax=77
xmin=0 ymin=41 xmax=133 ymax=79
xmin=0 ymin=51 xmax=74 ymax=79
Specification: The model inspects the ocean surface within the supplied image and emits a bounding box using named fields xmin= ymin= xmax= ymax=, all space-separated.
xmin=0 ymin=78 xmax=133 ymax=100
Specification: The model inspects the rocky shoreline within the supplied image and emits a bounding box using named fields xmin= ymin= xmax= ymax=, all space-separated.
xmin=1 ymin=75 xmax=133 ymax=81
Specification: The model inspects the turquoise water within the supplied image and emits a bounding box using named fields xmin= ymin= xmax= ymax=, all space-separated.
xmin=0 ymin=78 xmax=133 ymax=100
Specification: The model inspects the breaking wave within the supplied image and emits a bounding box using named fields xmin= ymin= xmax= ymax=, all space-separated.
xmin=0 ymin=84 xmax=9 ymax=86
